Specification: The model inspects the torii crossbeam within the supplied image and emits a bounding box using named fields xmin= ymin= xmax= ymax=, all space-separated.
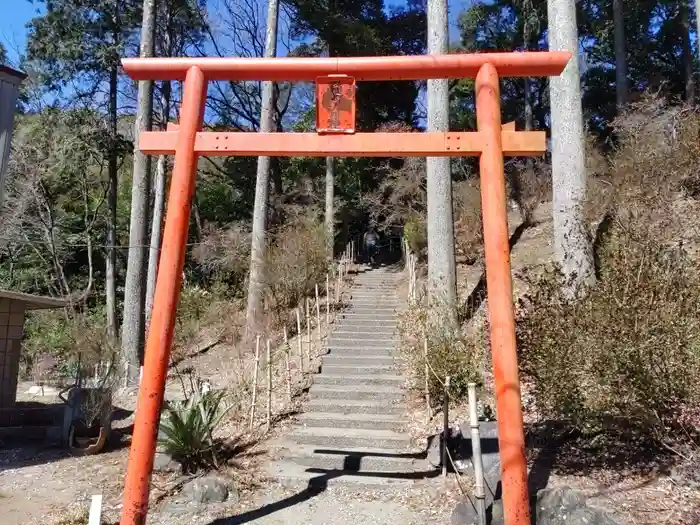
xmin=119 ymin=51 xmax=570 ymax=525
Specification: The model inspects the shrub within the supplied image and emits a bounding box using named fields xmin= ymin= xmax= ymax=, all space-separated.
xmin=192 ymin=223 xmax=251 ymax=298
xmin=517 ymin=234 xmax=700 ymax=437
xmin=22 ymin=309 xmax=116 ymax=383
xmin=158 ymin=383 xmax=233 ymax=473
xmin=453 ymin=179 xmax=483 ymax=264
xmin=264 ymin=214 xmax=328 ymax=324
xmin=398 ymin=301 xmax=482 ymax=404
xmin=507 ymin=159 xmax=551 ymax=226
xmin=403 ymin=216 xmax=427 ymax=255
xmin=517 ymin=100 xmax=700 ymax=440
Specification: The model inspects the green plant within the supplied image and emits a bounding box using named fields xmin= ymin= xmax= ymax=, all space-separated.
xmin=158 ymin=384 xmax=233 ymax=473
xmin=403 ymin=216 xmax=427 ymax=255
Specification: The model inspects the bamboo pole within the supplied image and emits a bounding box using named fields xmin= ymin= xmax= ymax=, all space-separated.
xmin=266 ymin=339 xmax=272 ymax=430
xmin=284 ymin=327 xmax=292 ymax=404
xmin=468 ymin=383 xmax=487 ymax=525
xmin=296 ymin=307 xmax=303 ymax=371
xmin=249 ymin=335 xmax=260 ymax=430
xmin=326 ymin=273 xmax=330 ymax=324
xmin=335 ymin=265 xmax=341 ymax=302
xmin=315 ymin=283 xmax=321 ymax=345
xmin=305 ymin=297 xmax=311 ymax=364
xmin=424 ymin=334 xmax=431 ymax=422
xmin=442 ymin=375 xmax=451 ymax=477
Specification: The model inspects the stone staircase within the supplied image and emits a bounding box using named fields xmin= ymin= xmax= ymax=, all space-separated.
xmin=270 ymin=267 xmax=435 ymax=487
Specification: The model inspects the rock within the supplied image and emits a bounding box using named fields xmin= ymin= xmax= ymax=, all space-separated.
xmin=426 ymin=425 xmax=463 ymax=468
xmin=153 ymin=453 xmax=181 ymax=473
xmin=535 ymin=487 xmax=619 ymax=525
xmin=182 ymin=476 xmax=236 ymax=504
xmin=450 ymin=498 xmax=503 ymax=525
xmin=455 ymin=420 xmax=502 ymax=508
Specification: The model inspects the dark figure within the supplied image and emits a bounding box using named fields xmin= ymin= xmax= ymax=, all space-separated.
xmin=363 ymin=227 xmax=379 ymax=265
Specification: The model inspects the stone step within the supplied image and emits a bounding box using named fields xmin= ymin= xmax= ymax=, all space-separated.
xmin=289 ymin=426 xmax=411 ymax=450
xmin=329 ymin=333 xmax=397 ymax=343
xmin=268 ymin=459 xmax=432 ymax=489
xmin=277 ymin=444 xmax=432 ymax=473
xmin=332 ymin=325 xmax=397 ymax=334
xmin=327 ymin=347 xmax=395 ymax=357
xmin=340 ymin=314 xmax=398 ymax=326
xmin=345 ymin=304 xmax=399 ymax=310
xmin=306 ymin=398 xmax=405 ymax=415
xmin=328 ymin=343 xmax=396 ymax=351
xmin=340 ymin=313 xmax=398 ymax=321
xmin=322 ymin=355 xmax=396 ymax=367
xmin=348 ymin=300 xmax=399 ymax=305
xmin=309 ymin=384 xmax=404 ymax=402
xmin=321 ymin=364 xmax=396 ymax=375
xmin=314 ymin=373 xmax=404 ymax=387
xmin=297 ymin=412 xmax=405 ymax=431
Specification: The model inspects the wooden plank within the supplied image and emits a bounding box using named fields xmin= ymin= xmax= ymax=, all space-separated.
xmin=139 ymin=131 xmax=545 ymax=157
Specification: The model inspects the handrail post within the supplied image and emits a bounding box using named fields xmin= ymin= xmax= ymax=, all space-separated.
xmin=120 ymin=65 xmax=207 ymax=525
xmin=475 ymin=63 xmax=530 ymax=525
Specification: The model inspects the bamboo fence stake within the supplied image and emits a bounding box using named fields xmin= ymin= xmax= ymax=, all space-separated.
xmin=424 ymin=333 xmax=431 ymax=422
xmin=296 ymin=307 xmax=303 ymax=371
xmin=468 ymin=383 xmax=487 ymax=525
xmin=284 ymin=327 xmax=292 ymax=404
xmin=326 ymin=273 xmax=330 ymax=324
xmin=442 ymin=376 xmax=451 ymax=477
xmin=266 ymin=339 xmax=272 ymax=430
xmin=315 ymin=283 xmax=321 ymax=344
xmin=249 ymin=335 xmax=260 ymax=430
xmin=305 ymin=297 xmax=311 ymax=364
xmin=335 ymin=265 xmax=341 ymax=302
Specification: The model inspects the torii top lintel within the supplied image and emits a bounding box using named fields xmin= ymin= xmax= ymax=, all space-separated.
xmin=121 ymin=51 xmax=571 ymax=82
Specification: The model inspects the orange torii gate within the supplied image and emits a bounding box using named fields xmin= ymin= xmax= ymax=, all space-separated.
xmin=119 ymin=52 xmax=570 ymax=525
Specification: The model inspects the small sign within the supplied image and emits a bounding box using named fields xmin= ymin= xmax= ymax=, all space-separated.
xmin=316 ymin=75 xmax=356 ymax=134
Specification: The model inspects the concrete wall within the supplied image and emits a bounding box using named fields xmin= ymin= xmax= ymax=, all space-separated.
xmin=0 ymin=298 xmax=25 ymax=424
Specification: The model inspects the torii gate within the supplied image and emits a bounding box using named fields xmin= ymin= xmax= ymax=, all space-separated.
xmin=119 ymin=51 xmax=570 ymax=525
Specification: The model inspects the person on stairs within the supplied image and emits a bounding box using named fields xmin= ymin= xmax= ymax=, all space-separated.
xmin=363 ymin=225 xmax=380 ymax=266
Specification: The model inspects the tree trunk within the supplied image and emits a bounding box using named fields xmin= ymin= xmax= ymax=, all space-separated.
xmin=106 ymin=65 xmax=119 ymax=340
xmin=325 ymin=156 xmax=334 ymax=259
xmin=426 ymin=0 xmax=457 ymax=314
xmin=681 ymin=1 xmax=695 ymax=102
xmin=121 ymin=0 xmax=157 ymax=382
xmin=696 ymin=0 xmax=700 ymax=78
xmin=613 ymin=0 xmax=628 ymax=109
xmin=146 ymin=152 xmax=167 ymax=328
xmin=245 ymin=0 xmax=280 ymax=335
xmin=547 ymin=0 xmax=594 ymax=293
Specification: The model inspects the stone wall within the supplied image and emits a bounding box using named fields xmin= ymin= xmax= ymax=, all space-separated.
xmin=0 ymin=298 xmax=25 ymax=424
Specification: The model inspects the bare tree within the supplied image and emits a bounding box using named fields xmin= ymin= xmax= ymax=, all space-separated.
xmin=244 ymin=0 xmax=280 ymax=334
xmin=426 ymin=0 xmax=457 ymax=314
xmin=121 ymin=0 xmax=157 ymax=383
xmin=613 ymin=0 xmax=628 ymax=109
xmin=547 ymin=0 xmax=594 ymax=292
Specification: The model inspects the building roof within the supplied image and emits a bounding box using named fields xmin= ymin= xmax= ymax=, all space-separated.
xmin=0 ymin=290 xmax=67 ymax=310
xmin=0 ymin=65 xmax=28 ymax=84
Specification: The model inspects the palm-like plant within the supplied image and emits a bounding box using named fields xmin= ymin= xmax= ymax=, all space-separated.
xmin=158 ymin=386 xmax=232 ymax=473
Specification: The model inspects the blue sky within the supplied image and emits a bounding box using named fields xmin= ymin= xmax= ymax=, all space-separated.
xmin=1 ymin=0 xmax=470 ymax=66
